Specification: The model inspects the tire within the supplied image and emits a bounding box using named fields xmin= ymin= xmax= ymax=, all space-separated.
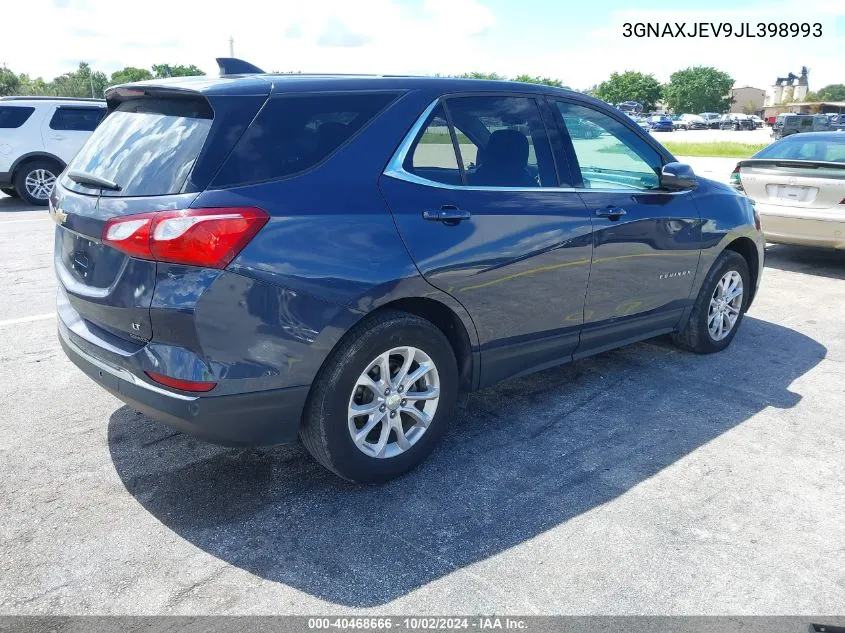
xmin=301 ymin=310 xmax=459 ymax=483
xmin=14 ymin=159 xmax=61 ymax=206
xmin=0 ymin=187 xmax=18 ymax=198
xmin=672 ymin=250 xmax=751 ymax=354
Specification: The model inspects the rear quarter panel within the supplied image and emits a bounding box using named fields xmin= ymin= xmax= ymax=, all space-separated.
xmin=187 ymin=89 xmax=479 ymax=391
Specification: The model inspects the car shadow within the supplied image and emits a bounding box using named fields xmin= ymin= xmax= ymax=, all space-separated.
xmin=108 ymin=316 xmax=825 ymax=607
xmin=764 ymin=244 xmax=845 ymax=280
xmin=0 ymin=195 xmax=45 ymax=213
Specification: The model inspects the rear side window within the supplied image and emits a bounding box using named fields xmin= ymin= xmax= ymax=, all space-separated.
xmin=64 ymin=97 xmax=213 ymax=197
xmin=404 ymin=104 xmax=463 ymax=186
xmin=49 ymin=107 xmax=106 ymax=132
xmin=212 ymin=92 xmax=399 ymax=187
xmin=0 ymin=106 xmax=35 ymax=128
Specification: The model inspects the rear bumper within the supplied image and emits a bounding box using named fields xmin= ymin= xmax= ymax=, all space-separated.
xmin=756 ymin=202 xmax=845 ymax=249
xmin=59 ymin=320 xmax=309 ymax=445
xmin=0 ymin=171 xmax=11 ymax=187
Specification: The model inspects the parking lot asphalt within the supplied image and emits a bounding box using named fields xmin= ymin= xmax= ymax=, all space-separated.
xmin=1 ymin=173 xmax=844 ymax=614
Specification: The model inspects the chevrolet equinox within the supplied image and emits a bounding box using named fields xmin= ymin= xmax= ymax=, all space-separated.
xmin=53 ymin=61 xmax=764 ymax=482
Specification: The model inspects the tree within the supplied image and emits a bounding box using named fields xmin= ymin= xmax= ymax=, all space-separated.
xmin=454 ymin=72 xmax=505 ymax=80
xmin=594 ymin=71 xmax=662 ymax=112
xmin=512 ymin=74 xmax=565 ymax=88
xmin=663 ymin=66 xmax=734 ymax=114
xmin=50 ymin=62 xmax=108 ymax=98
xmin=151 ymin=64 xmax=205 ymax=79
xmin=815 ymin=84 xmax=845 ymax=102
xmin=109 ymin=66 xmax=153 ymax=86
xmin=0 ymin=67 xmax=22 ymax=96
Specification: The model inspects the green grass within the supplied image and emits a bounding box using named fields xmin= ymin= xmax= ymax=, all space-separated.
xmin=419 ymin=131 xmax=472 ymax=144
xmin=660 ymin=141 xmax=768 ymax=158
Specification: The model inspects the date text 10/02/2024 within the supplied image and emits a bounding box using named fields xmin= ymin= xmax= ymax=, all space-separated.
xmin=623 ymin=22 xmax=822 ymax=38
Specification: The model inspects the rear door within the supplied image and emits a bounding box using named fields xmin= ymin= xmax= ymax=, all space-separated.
xmin=42 ymin=106 xmax=106 ymax=165
xmin=52 ymin=94 xmax=257 ymax=344
xmin=380 ymin=94 xmax=592 ymax=386
xmin=550 ymin=98 xmax=701 ymax=356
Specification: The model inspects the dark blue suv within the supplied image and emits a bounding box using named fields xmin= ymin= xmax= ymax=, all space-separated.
xmin=53 ymin=65 xmax=764 ymax=482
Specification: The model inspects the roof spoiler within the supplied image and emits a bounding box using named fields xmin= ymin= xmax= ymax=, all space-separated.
xmin=216 ymin=57 xmax=265 ymax=76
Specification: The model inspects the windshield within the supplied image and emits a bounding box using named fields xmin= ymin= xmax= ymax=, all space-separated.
xmin=63 ymin=97 xmax=213 ymax=197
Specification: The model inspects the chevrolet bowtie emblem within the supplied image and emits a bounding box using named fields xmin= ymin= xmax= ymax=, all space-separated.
xmin=51 ymin=204 xmax=68 ymax=225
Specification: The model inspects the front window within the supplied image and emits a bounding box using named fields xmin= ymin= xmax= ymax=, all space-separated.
xmin=555 ymin=101 xmax=661 ymax=191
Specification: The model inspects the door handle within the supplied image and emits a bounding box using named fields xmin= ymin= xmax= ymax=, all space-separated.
xmin=595 ymin=207 xmax=627 ymax=219
xmin=49 ymin=135 xmax=66 ymax=141
xmin=423 ymin=206 xmax=471 ymax=225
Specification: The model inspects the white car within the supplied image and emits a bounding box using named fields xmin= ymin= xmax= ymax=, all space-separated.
xmin=731 ymin=131 xmax=845 ymax=249
xmin=0 ymin=97 xmax=107 ymax=205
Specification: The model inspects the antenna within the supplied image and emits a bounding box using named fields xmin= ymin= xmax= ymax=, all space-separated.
xmin=229 ymin=36 xmax=234 ymax=57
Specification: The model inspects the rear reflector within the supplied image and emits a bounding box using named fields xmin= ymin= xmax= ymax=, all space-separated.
xmin=145 ymin=371 xmax=217 ymax=392
xmin=103 ymin=207 xmax=269 ymax=269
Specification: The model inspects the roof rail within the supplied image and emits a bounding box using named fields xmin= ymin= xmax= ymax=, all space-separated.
xmin=0 ymin=96 xmax=105 ymax=102
xmin=216 ymin=57 xmax=265 ymax=76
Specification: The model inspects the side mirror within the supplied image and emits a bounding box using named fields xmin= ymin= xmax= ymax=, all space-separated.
xmin=661 ymin=162 xmax=697 ymax=191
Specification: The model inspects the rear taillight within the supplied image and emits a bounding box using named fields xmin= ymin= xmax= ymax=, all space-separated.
xmin=145 ymin=371 xmax=217 ymax=392
xmin=730 ymin=165 xmax=744 ymax=193
xmin=103 ymin=207 xmax=269 ymax=269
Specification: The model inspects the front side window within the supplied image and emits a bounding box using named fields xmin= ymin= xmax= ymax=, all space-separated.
xmin=555 ymin=101 xmax=662 ymax=191
xmin=49 ymin=107 xmax=106 ymax=132
xmin=0 ymin=106 xmax=35 ymax=129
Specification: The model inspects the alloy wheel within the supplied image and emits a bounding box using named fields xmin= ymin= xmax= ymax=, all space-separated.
xmin=347 ymin=346 xmax=440 ymax=459
xmin=24 ymin=169 xmax=56 ymax=201
xmin=708 ymin=270 xmax=743 ymax=341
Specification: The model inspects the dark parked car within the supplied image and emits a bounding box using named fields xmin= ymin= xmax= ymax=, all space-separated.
xmin=647 ymin=115 xmax=674 ymax=132
xmin=565 ymin=117 xmax=602 ymax=139
xmin=719 ymin=114 xmax=755 ymax=131
xmin=53 ymin=60 xmax=764 ymax=482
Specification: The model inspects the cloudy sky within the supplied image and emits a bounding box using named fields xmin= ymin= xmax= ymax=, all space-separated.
xmin=1 ymin=0 xmax=843 ymax=91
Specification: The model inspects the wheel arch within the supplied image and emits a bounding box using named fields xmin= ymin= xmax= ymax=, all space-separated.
xmin=724 ymin=236 xmax=760 ymax=306
xmin=10 ymin=152 xmax=66 ymax=178
xmin=372 ymin=297 xmax=476 ymax=392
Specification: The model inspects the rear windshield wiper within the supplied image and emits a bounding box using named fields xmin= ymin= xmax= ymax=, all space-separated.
xmin=67 ymin=170 xmax=122 ymax=192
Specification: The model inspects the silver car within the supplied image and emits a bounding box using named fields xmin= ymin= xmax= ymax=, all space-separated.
xmin=731 ymin=132 xmax=845 ymax=249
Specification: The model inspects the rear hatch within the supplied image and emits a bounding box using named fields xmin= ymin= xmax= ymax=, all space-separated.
xmin=737 ymin=137 xmax=845 ymax=212
xmin=52 ymin=87 xmax=267 ymax=344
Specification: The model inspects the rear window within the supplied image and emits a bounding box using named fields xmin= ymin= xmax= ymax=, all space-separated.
xmin=49 ymin=107 xmax=106 ymax=132
xmin=0 ymin=106 xmax=35 ymax=129
xmin=755 ymin=137 xmax=845 ymax=163
xmin=64 ymin=97 xmax=213 ymax=197
xmin=211 ymin=92 xmax=399 ymax=187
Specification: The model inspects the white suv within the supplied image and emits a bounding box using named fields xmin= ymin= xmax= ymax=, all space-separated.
xmin=0 ymin=97 xmax=107 ymax=205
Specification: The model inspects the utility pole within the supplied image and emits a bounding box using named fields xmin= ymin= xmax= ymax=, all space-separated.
xmin=229 ymin=36 xmax=234 ymax=57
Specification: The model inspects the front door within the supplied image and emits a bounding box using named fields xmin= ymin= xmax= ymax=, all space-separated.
xmin=380 ymin=95 xmax=592 ymax=386
xmin=550 ymin=99 xmax=701 ymax=356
